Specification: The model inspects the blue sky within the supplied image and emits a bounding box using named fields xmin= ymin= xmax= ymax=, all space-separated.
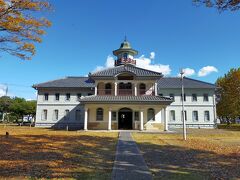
xmin=0 ymin=0 xmax=240 ymax=99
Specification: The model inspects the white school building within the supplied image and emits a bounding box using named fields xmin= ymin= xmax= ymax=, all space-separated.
xmin=33 ymin=40 xmax=217 ymax=130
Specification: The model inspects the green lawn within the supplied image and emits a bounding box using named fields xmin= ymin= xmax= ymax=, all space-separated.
xmin=0 ymin=126 xmax=118 ymax=179
xmin=133 ymin=129 xmax=240 ymax=180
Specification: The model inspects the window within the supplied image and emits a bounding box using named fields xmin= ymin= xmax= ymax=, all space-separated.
xmin=53 ymin=110 xmax=59 ymax=121
xmin=105 ymin=83 xmax=112 ymax=95
xmin=181 ymin=111 xmax=187 ymax=121
xmin=193 ymin=111 xmax=198 ymax=121
xmin=147 ymin=108 xmax=155 ymax=121
xmin=169 ymin=94 xmax=175 ymax=101
xmin=75 ymin=110 xmax=81 ymax=121
xmin=170 ymin=110 xmax=175 ymax=121
xmin=123 ymin=53 xmax=128 ymax=59
xmin=118 ymin=82 xmax=132 ymax=95
xmin=96 ymin=108 xmax=103 ymax=121
xmin=66 ymin=93 xmax=70 ymax=101
xmin=77 ymin=93 xmax=82 ymax=100
xmin=203 ymin=94 xmax=209 ymax=101
xmin=55 ymin=93 xmax=60 ymax=101
xmin=139 ymin=83 xmax=146 ymax=95
xmin=184 ymin=111 xmax=187 ymax=121
xmin=135 ymin=111 xmax=139 ymax=121
xmin=64 ymin=109 xmax=70 ymax=121
xmin=44 ymin=93 xmax=48 ymax=101
xmin=181 ymin=93 xmax=186 ymax=101
xmin=192 ymin=94 xmax=197 ymax=101
xmin=112 ymin=111 xmax=117 ymax=121
xmin=204 ymin=111 xmax=210 ymax=121
xmin=42 ymin=110 xmax=47 ymax=120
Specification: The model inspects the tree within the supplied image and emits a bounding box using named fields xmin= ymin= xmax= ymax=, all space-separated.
xmin=0 ymin=0 xmax=51 ymax=60
xmin=0 ymin=96 xmax=12 ymax=121
xmin=9 ymin=97 xmax=26 ymax=122
xmin=24 ymin=100 xmax=36 ymax=122
xmin=216 ymin=68 xmax=240 ymax=124
xmin=193 ymin=0 xmax=240 ymax=11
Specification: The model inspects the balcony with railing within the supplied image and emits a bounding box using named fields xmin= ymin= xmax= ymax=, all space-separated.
xmin=118 ymin=89 xmax=134 ymax=96
xmin=97 ymin=89 xmax=113 ymax=96
xmin=97 ymin=88 xmax=155 ymax=96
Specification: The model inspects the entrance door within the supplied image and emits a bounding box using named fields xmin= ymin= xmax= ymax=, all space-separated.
xmin=118 ymin=108 xmax=133 ymax=129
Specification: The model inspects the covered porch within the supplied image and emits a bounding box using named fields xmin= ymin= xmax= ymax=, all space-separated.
xmin=80 ymin=96 xmax=173 ymax=131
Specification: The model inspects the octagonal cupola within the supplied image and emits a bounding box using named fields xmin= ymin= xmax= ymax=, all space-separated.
xmin=113 ymin=38 xmax=138 ymax=66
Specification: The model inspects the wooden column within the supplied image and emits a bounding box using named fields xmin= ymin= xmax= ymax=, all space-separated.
xmin=108 ymin=108 xmax=112 ymax=130
xmin=155 ymin=82 xmax=158 ymax=96
xmin=140 ymin=110 xmax=144 ymax=131
xmin=114 ymin=82 xmax=117 ymax=96
xmin=134 ymin=83 xmax=137 ymax=96
xmin=164 ymin=107 xmax=168 ymax=131
xmin=95 ymin=85 xmax=97 ymax=95
xmin=84 ymin=108 xmax=88 ymax=131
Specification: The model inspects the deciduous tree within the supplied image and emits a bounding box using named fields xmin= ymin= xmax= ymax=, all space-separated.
xmin=216 ymin=68 xmax=240 ymax=123
xmin=0 ymin=0 xmax=51 ymax=60
xmin=193 ymin=0 xmax=240 ymax=11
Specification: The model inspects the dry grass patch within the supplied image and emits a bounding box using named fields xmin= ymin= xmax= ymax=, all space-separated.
xmin=0 ymin=126 xmax=118 ymax=179
xmin=133 ymin=129 xmax=240 ymax=180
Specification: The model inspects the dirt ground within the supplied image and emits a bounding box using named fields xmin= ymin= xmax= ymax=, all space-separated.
xmin=133 ymin=129 xmax=240 ymax=180
xmin=0 ymin=126 xmax=118 ymax=179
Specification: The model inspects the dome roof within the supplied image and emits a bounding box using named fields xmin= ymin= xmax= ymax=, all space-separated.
xmin=120 ymin=40 xmax=131 ymax=49
xmin=113 ymin=39 xmax=138 ymax=56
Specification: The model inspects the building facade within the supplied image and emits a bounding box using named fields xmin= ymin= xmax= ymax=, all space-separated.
xmin=33 ymin=40 xmax=217 ymax=130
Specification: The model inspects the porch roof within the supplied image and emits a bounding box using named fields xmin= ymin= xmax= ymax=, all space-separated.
xmin=79 ymin=95 xmax=173 ymax=104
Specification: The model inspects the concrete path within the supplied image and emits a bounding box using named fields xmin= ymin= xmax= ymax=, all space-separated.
xmin=111 ymin=131 xmax=152 ymax=180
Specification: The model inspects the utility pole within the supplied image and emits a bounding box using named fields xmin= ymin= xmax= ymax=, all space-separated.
xmin=180 ymin=69 xmax=187 ymax=141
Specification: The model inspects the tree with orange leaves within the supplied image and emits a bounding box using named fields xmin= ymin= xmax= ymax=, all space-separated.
xmin=0 ymin=0 xmax=51 ymax=60
xmin=193 ymin=0 xmax=240 ymax=11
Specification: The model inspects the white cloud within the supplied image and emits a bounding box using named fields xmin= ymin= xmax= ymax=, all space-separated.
xmin=0 ymin=84 xmax=7 ymax=97
xmin=92 ymin=52 xmax=171 ymax=76
xmin=92 ymin=55 xmax=114 ymax=73
xmin=150 ymin=52 xmax=155 ymax=59
xmin=177 ymin=68 xmax=195 ymax=77
xmin=198 ymin=66 xmax=218 ymax=77
xmin=135 ymin=54 xmax=171 ymax=75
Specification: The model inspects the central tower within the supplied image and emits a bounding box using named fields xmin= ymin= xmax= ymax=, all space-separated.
xmin=113 ymin=38 xmax=138 ymax=66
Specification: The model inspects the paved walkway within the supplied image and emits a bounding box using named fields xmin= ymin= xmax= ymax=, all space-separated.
xmin=111 ymin=131 xmax=152 ymax=180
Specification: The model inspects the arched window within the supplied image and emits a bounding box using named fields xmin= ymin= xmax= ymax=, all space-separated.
xmin=139 ymin=83 xmax=146 ymax=95
xmin=105 ymin=83 xmax=112 ymax=95
xmin=96 ymin=108 xmax=103 ymax=121
xmin=147 ymin=108 xmax=155 ymax=121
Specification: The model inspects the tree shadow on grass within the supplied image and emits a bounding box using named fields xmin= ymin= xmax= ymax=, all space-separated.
xmin=137 ymin=141 xmax=240 ymax=180
xmin=0 ymin=133 xmax=117 ymax=179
